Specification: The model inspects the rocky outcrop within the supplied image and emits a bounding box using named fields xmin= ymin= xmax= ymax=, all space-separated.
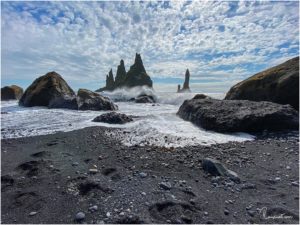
xmin=225 ymin=57 xmax=299 ymax=110
xmin=177 ymin=69 xmax=191 ymax=93
xmin=134 ymin=94 xmax=156 ymax=103
xmin=96 ymin=53 xmax=153 ymax=91
xmin=114 ymin=60 xmax=127 ymax=87
xmin=19 ymin=71 xmax=78 ymax=109
xmin=77 ymin=89 xmax=118 ymax=111
xmin=1 ymin=85 xmax=23 ymax=100
xmin=92 ymin=112 xmax=133 ymax=124
xmin=177 ymin=98 xmax=299 ymax=133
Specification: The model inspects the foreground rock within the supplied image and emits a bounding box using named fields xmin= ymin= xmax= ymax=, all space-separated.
xmin=202 ymin=158 xmax=240 ymax=182
xmin=225 ymin=57 xmax=299 ymax=110
xmin=177 ymin=98 xmax=299 ymax=133
xmin=77 ymin=89 xmax=118 ymax=111
xmin=1 ymin=85 xmax=23 ymax=101
xmin=19 ymin=71 xmax=77 ymax=109
xmin=92 ymin=112 xmax=133 ymax=124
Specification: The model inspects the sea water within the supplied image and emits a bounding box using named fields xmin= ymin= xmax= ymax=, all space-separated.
xmin=0 ymin=88 xmax=254 ymax=147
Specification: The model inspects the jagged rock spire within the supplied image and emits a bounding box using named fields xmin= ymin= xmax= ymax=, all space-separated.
xmin=115 ymin=59 xmax=127 ymax=87
xmin=106 ymin=69 xmax=115 ymax=90
xmin=183 ymin=69 xmax=190 ymax=90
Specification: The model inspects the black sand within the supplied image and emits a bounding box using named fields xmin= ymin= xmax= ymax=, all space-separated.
xmin=1 ymin=126 xmax=299 ymax=224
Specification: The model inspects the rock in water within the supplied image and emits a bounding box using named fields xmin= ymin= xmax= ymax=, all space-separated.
xmin=225 ymin=57 xmax=299 ymax=110
xmin=134 ymin=94 xmax=155 ymax=103
xmin=19 ymin=71 xmax=78 ymax=109
xmin=106 ymin=69 xmax=115 ymax=91
xmin=123 ymin=53 xmax=153 ymax=88
xmin=1 ymin=85 xmax=23 ymax=101
xmin=115 ymin=60 xmax=127 ymax=87
xmin=177 ymin=69 xmax=191 ymax=93
xmin=77 ymin=89 xmax=118 ymax=111
xmin=202 ymin=158 xmax=240 ymax=182
xmin=177 ymin=97 xmax=299 ymax=133
xmin=93 ymin=112 xmax=133 ymax=124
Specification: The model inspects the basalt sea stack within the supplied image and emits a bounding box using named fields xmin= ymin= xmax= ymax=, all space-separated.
xmin=177 ymin=69 xmax=191 ymax=93
xmin=1 ymin=85 xmax=23 ymax=100
xmin=225 ymin=57 xmax=299 ymax=110
xmin=97 ymin=53 xmax=153 ymax=91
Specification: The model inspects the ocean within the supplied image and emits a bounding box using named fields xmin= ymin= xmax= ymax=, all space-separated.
xmin=0 ymin=88 xmax=254 ymax=147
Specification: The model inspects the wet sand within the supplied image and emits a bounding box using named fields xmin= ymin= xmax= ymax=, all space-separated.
xmin=1 ymin=126 xmax=299 ymax=224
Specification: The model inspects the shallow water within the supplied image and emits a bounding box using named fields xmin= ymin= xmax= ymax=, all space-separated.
xmin=0 ymin=88 xmax=254 ymax=147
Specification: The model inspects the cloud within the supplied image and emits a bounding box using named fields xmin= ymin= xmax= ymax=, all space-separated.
xmin=1 ymin=1 xmax=299 ymax=93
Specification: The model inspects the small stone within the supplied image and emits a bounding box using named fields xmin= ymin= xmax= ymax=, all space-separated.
xmin=139 ymin=172 xmax=147 ymax=178
xmin=204 ymin=211 xmax=209 ymax=216
xmin=247 ymin=210 xmax=255 ymax=217
xmin=159 ymin=182 xmax=172 ymax=190
xmin=29 ymin=211 xmax=37 ymax=216
xmin=75 ymin=212 xmax=85 ymax=221
xmin=141 ymin=192 xmax=146 ymax=196
xmin=119 ymin=212 xmax=125 ymax=216
xmin=291 ymin=181 xmax=299 ymax=187
xmin=224 ymin=209 xmax=230 ymax=215
xmin=89 ymin=205 xmax=98 ymax=212
xmin=89 ymin=169 xmax=98 ymax=174
xmin=72 ymin=162 xmax=79 ymax=166
xmin=106 ymin=212 xmax=111 ymax=217
xmin=274 ymin=177 xmax=281 ymax=182
xmin=286 ymin=166 xmax=291 ymax=170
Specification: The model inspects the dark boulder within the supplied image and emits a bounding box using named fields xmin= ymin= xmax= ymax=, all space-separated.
xmin=1 ymin=85 xmax=23 ymax=100
xmin=77 ymin=89 xmax=118 ymax=111
xmin=177 ymin=98 xmax=299 ymax=133
xmin=19 ymin=71 xmax=78 ymax=109
xmin=92 ymin=112 xmax=133 ymax=124
xmin=225 ymin=57 xmax=299 ymax=110
xmin=202 ymin=158 xmax=240 ymax=182
xmin=134 ymin=94 xmax=155 ymax=103
xmin=114 ymin=60 xmax=127 ymax=87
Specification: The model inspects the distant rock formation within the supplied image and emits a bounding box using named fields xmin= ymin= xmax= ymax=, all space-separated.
xmin=19 ymin=71 xmax=117 ymax=111
xmin=19 ymin=71 xmax=78 ymax=109
xmin=1 ymin=85 xmax=23 ymax=100
xmin=96 ymin=53 xmax=153 ymax=92
xmin=225 ymin=57 xmax=299 ymax=110
xmin=177 ymin=98 xmax=299 ymax=133
xmin=177 ymin=69 xmax=191 ymax=93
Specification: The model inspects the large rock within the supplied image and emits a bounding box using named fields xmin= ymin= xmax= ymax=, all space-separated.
xmin=92 ymin=112 xmax=133 ymax=124
xmin=96 ymin=53 xmax=153 ymax=91
xmin=134 ymin=94 xmax=156 ymax=103
xmin=19 ymin=71 xmax=78 ymax=109
xmin=177 ymin=98 xmax=299 ymax=133
xmin=77 ymin=89 xmax=118 ymax=111
xmin=225 ymin=57 xmax=299 ymax=110
xmin=1 ymin=85 xmax=23 ymax=100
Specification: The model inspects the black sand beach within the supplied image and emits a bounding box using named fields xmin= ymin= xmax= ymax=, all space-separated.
xmin=1 ymin=126 xmax=299 ymax=224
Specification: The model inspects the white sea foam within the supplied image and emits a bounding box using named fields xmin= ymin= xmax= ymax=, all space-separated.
xmin=0 ymin=90 xmax=254 ymax=147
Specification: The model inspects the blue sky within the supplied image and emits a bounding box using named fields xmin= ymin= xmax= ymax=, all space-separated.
xmin=1 ymin=1 xmax=299 ymax=93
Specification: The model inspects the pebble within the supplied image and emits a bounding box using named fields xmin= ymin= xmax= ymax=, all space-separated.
xmin=89 ymin=169 xmax=98 ymax=174
xmin=29 ymin=211 xmax=37 ymax=216
xmin=159 ymin=182 xmax=172 ymax=190
xmin=274 ymin=177 xmax=281 ymax=182
xmin=204 ymin=211 xmax=209 ymax=216
xmin=224 ymin=209 xmax=230 ymax=215
xmin=89 ymin=205 xmax=98 ymax=212
xmin=106 ymin=212 xmax=111 ymax=217
xmin=291 ymin=181 xmax=299 ymax=187
xmin=286 ymin=166 xmax=291 ymax=170
xmin=247 ymin=210 xmax=255 ymax=217
xmin=72 ymin=162 xmax=79 ymax=166
xmin=119 ymin=212 xmax=125 ymax=216
xmin=139 ymin=172 xmax=147 ymax=178
xmin=141 ymin=192 xmax=146 ymax=196
xmin=75 ymin=212 xmax=85 ymax=221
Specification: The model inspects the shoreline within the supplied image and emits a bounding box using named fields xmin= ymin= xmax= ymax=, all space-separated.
xmin=1 ymin=126 xmax=299 ymax=224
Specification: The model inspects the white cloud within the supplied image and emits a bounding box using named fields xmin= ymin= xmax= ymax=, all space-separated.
xmin=1 ymin=1 xmax=299 ymax=93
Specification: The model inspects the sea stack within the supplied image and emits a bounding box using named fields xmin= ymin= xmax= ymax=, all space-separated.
xmin=177 ymin=69 xmax=191 ymax=93
xmin=96 ymin=53 xmax=153 ymax=91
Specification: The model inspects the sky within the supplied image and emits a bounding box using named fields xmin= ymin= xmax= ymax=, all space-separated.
xmin=1 ymin=0 xmax=299 ymax=93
